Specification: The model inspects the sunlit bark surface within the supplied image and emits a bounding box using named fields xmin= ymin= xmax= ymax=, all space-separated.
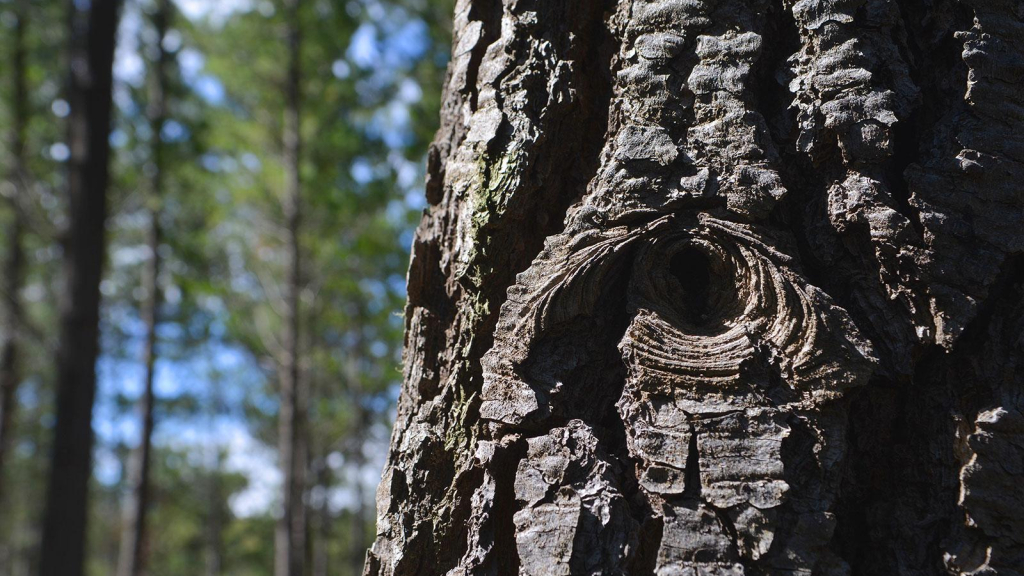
xmin=366 ymin=1 xmax=1024 ymax=574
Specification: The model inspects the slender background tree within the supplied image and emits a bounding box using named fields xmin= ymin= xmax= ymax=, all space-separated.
xmin=275 ymin=1 xmax=307 ymax=574
xmin=40 ymin=1 xmax=122 ymax=576
xmin=0 ymin=0 xmax=29 ymax=506
xmin=114 ymin=1 xmax=172 ymax=575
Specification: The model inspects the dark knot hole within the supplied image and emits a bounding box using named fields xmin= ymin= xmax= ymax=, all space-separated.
xmin=670 ymin=246 xmax=713 ymax=326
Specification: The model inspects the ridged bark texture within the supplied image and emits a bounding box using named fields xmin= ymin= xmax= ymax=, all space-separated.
xmin=367 ymin=1 xmax=1024 ymax=574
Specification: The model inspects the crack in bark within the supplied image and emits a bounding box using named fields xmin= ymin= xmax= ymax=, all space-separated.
xmin=464 ymin=0 xmax=501 ymax=113
xmin=681 ymin=422 xmax=701 ymax=501
xmin=706 ymin=503 xmax=745 ymax=570
xmin=493 ymin=438 xmax=526 ymax=576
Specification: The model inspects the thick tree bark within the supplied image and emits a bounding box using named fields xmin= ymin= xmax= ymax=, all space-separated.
xmin=0 ymin=0 xmax=29 ymax=506
xmin=39 ymin=2 xmax=121 ymax=576
xmin=275 ymin=1 xmax=308 ymax=575
xmin=115 ymin=2 xmax=170 ymax=575
xmin=367 ymin=1 xmax=1024 ymax=575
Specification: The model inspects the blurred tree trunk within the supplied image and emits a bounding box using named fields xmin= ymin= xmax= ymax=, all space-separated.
xmin=311 ymin=452 xmax=331 ymax=576
xmin=204 ymin=451 xmax=225 ymax=576
xmin=39 ymin=1 xmax=121 ymax=576
xmin=308 ymin=301 xmax=329 ymax=576
xmin=0 ymin=0 xmax=29 ymax=507
xmin=275 ymin=0 xmax=308 ymax=575
xmin=115 ymin=2 xmax=170 ymax=575
xmin=349 ymin=444 xmax=367 ymax=576
xmin=366 ymin=1 xmax=1024 ymax=575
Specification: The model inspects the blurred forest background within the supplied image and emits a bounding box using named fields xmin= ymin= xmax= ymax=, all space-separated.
xmin=0 ymin=0 xmax=452 ymax=574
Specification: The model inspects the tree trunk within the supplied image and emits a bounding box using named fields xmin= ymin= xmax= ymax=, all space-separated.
xmin=0 ymin=0 xmax=29 ymax=506
xmin=275 ymin=1 xmax=308 ymax=575
xmin=204 ymin=451 xmax=225 ymax=576
xmin=366 ymin=1 xmax=1024 ymax=575
xmin=39 ymin=1 xmax=121 ymax=576
xmin=348 ymin=434 xmax=367 ymax=576
xmin=311 ymin=453 xmax=331 ymax=576
xmin=115 ymin=2 xmax=170 ymax=575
